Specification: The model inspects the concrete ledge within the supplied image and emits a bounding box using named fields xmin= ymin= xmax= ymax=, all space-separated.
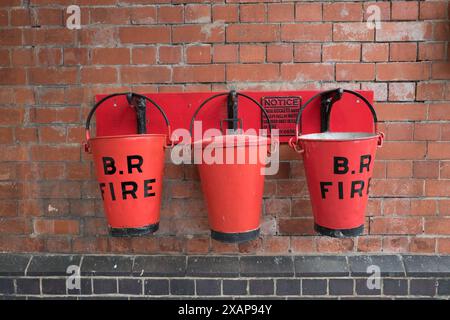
xmin=0 ymin=254 xmax=449 ymax=299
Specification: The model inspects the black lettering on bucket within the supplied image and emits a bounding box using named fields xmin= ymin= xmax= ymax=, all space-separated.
xmin=102 ymin=157 xmax=117 ymax=175
xmin=121 ymin=181 xmax=138 ymax=200
xmin=127 ymin=155 xmax=144 ymax=174
xmin=144 ymin=179 xmax=156 ymax=197
xmin=359 ymin=155 xmax=371 ymax=173
xmin=320 ymin=182 xmax=332 ymax=199
xmin=109 ymin=182 xmax=116 ymax=201
xmin=338 ymin=181 xmax=344 ymax=199
xmin=351 ymin=180 xmax=365 ymax=198
xmin=334 ymin=157 xmax=349 ymax=174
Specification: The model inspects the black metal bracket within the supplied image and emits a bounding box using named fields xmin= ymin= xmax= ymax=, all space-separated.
xmin=127 ymin=93 xmax=147 ymax=134
xmin=227 ymin=90 xmax=239 ymax=132
xmin=320 ymin=88 xmax=343 ymax=132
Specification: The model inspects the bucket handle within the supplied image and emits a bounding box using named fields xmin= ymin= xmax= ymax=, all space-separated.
xmin=84 ymin=92 xmax=173 ymax=153
xmin=189 ymin=92 xmax=276 ymax=154
xmin=288 ymin=88 xmax=384 ymax=152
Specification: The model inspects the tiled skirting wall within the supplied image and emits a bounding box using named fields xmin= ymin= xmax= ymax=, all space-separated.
xmin=0 ymin=254 xmax=449 ymax=299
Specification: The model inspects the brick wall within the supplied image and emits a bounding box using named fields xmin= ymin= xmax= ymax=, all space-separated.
xmin=0 ymin=0 xmax=449 ymax=255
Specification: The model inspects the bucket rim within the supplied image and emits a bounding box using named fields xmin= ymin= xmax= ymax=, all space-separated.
xmin=192 ymin=134 xmax=270 ymax=149
xmin=298 ymin=132 xmax=379 ymax=142
xmin=89 ymin=133 xmax=167 ymax=141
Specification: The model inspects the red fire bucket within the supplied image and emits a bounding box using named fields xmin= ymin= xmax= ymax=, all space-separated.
xmin=190 ymin=92 xmax=273 ymax=243
xmin=289 ymin=89 xmax=384 ymax=237
xmin=85 ymin=93 xmax=172 ymax=237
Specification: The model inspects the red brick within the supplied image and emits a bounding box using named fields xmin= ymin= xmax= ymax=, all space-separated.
xmin=10 ymin=9 xmax=30 ymax=26
xmin=372 ymin=179 xmax=424 ymax=197
xmin=228 ymin=24 xmax=278 ymax=42
xmin=12 ymin=49 xmax=35 ymax=66
xmin=411 ymin=199 xmax=438 ymax=216
xmin=266 ymin=44 xmax=293 ymax=63
xmin=376 ymin=22 xmax=432 ymax=41
xmin=414 ymin=123 xmax=441 ymax=140
xmin=34 ymin=219 xmax=79 ymax=235
xmin=336 ymin=63 xmax=375 ymax=81
xmin=185 ymin=4 xmax=210 ymax=23
xmin=90 ymin=7 xmax=130 ymax=24
xmin=281 ymin=63 xmax=333 ymax=81
xmin=417 ymin=82 xmax=445 ymax=101
xmin=413 ymin=161 xmax=440 ymax=178
xmin=31 ymin=145 xmax=80 ymax=161
xmin=0 ymin=68 xmax=26 ymax=85
xmin=323 ymin=2 xmax=362 ymax=21
xmin=278 ymin=218 xmax=314 ymax=235
xmin=377 ymin=63 xmax=430 ymax=81
xmin=431 ymin=21 xmax=449 ymax=41
xmin=290 ymin=237 xmax=315 ymax=253
xmin=159 ymin=46 xmax=182 ymax=64
xmin=429 ymin=103 xmax=450 ymax=120
xmin=419 ymin=42 xmax=446 ymax=61
xmin=295 ymin=3 xmax=322 ymax=22
xmin=316 ymin=237 xmax=354 ymax=253
xmin=357 ymin=237 xmax=382 ymax=252
xmin=0 ymin=218 xmax=29 ymax=234
xmin=129 ymin=6 xmax=156 ymax=24
xmin=333 ymin=23 xmax=374 ymax=41
xmin=29 ymin=67 xmax=77 ymax=85
xmin=158 ymin=6 xmax=183 ymax=23
xmin=428 ymin=142 xmax=450 ymax=159
xmin=212 ymin=4 xmax=238 ymax=22
xmin=239 ymin=45 xmax=265 ymax=63
xmin=39 ymin=127 xmax=66 ymax=143
xmin=131 ymin=47 xmax=157 ymax=64
xmin=378 ymin=141 xmax=426 ymax=160
xmin=425 ymin=218 xmax=450 ymax=234
xmin=212 ymin=44 xmax=238 ymax=63
xmin=186 ymin=45 xmax=211 ymax=64
xmin=409 ymin=238 xmax=436 ymax=253
xmin=24 ymin=28 xmax=75 ymax=45
xmin=121 ymin=66 xmax=171 ymax=84
xmin=81 ymin=67 xmax=117 ymax=84
xmin=39 ymin=163 xmax=65 ymax=180
xmin=173 ymin=65 xmax=224 ymax=83
xmin=387 ymin=161 xmax=412 ymax=178
xmin=173 ymin=25 xmax=224 ymax=43
xmin=0 ymin=49 xmax=9 ymax=66
xmin=63 ymin=48 xmax=88 ymax=65
xmin=438 ymin=238 xmax=450 ymax=254
xmin=281 ymin=23 xmax=331 ymax=42
xmin=425 ymin=180 xmax=450 ymax=196
xmin=186 ymin=236 xmax=210 ymax=254
xmin=294 ymin=44 xmax=321 ymax=62
xmin=226 ymin=63 xmax=278 ymax=82
xmin=389 ymin=82 xmax=415 ymax=101
xmin=371 ymin=217 xmax=422 ymax=235
xmin=73 ymin=237 xmax=108 ymax=253
xmin=375 ymin=103 xmax=427 ymax=121
xmin=323 ymin=43 xmax=360 ymax=62
xmin=91 ymin=48 xmax=130 ymax=65
xmin=262 ymin=236 xmax=290 ymax=253
xmin=420 ymin=1 xmax=448 ymax=19
xmin=119 ymin=26 xmax=170 ymax=44
xmin=268 ymin=3 xmax=294 ymax=22
xmin=432 ymin=62 xmax=450 ymax=79
xmin=0 ymin=146 xmax=28 ymax=161
xmin=390 ymin=43 xmax=417 ymax=62
xmin=391 ymin=1 xmax=419 ymax=20
xmin=240 ymin=4 xmax=265 ymax=22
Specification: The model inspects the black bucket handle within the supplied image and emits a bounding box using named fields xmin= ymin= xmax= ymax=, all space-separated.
xmin=84 ymin=92 xmax=173 ymax=153
xmin=189 ymin=91 xmax=273 ymax=137
xmin=289 ymin=88 xmax=384 ymax=152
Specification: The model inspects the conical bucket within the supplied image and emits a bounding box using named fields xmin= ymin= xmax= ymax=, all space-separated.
xmin=84 ymin=93 xmax=172 ymax=237
xmin=189 ymin=92 xmax=273 ymax=243
xmin=289 ymin=89 xmax=384 ymax=237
